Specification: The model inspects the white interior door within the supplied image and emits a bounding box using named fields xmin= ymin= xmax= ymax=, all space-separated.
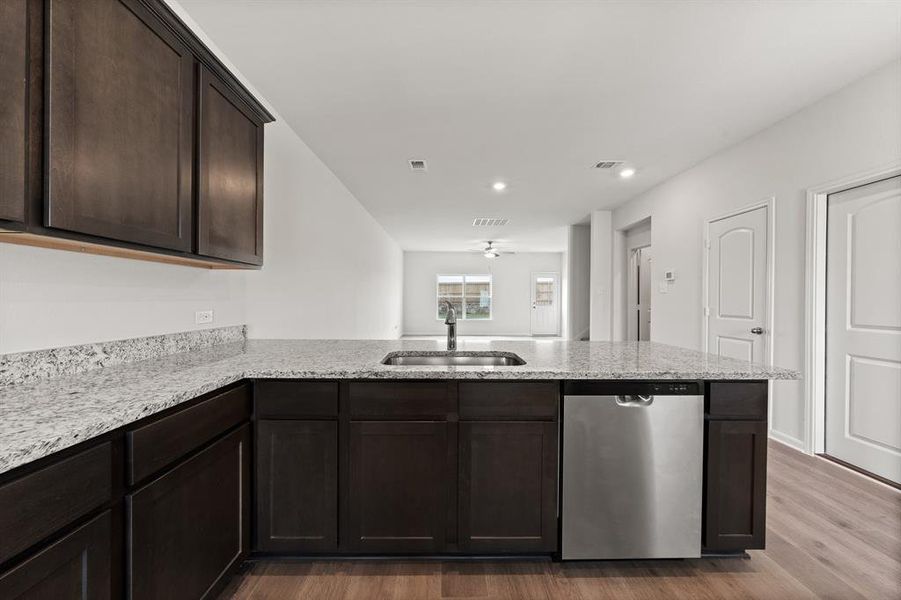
xmin=826 ymin=175 xmax=901 ymax=484
xmin=638 ymin=247 xmax=652 ymax=341
xmin=628 ymin=247 xmax=653 ymax=341
xmin=531 ymin=272 xmax=560 ymax=336
xmin=706 ymin=205 xmax=768 ymax=363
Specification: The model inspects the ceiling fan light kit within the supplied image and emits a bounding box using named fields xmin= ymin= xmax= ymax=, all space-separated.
xmin=473 ymin=241 xmax=511 ymax=258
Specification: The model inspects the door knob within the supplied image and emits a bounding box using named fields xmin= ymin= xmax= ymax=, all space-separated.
xmin=750 ymin=327 xmax=764 ymax=335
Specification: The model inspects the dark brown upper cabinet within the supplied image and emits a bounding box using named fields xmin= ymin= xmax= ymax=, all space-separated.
xmin=45 ymin=0 xmax=194 ymax=252
xmin=0 ymin=0 xmax=28 ymax=226
xmin=197 ymin=66 xmax=264 ymax=265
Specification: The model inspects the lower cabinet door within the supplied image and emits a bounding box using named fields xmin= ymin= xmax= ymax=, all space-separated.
xmin=0 ymin=511 xmax=111 ymax=599
xmin=346 ymin=421 xmax=448 ymax=553
xmin=704 ymin=419 xmax=767 ymax=551
xmin=127 ymin=425 xmax=250 ymax=600
xmin=256 ymin=420 xmax=338 ymax=552
xmin=459 ymin=422 xmax=558 ymax=553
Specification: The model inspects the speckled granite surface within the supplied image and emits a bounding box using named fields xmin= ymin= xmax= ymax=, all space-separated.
xmin=0 ymin=338 xmax=798 ymax=475
xmin=0 ymin=325 xmax=246 ymax=386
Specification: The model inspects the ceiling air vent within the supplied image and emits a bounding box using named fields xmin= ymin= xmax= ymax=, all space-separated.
xmin=472 ymin=217 xmax=509 ymax=227
xmin=593 ymin=160 xmax=623 ymax=169
xmin=409 ymin=159 xmax=427 ymax=171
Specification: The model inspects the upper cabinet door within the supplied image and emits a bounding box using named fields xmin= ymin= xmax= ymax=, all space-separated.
xmin=45 ymin=0 xmax=193 ymax=251
xmin=0 ymin=0 xmax=28 ymax=225
xmin=197 ymin=66 xmax=264 ymax=265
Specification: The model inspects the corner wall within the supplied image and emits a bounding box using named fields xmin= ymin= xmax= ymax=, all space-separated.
xmin=565 ymin=225 xmax=590 ymax=340
xmin=611 ymin=60 xmax=901 ymax=449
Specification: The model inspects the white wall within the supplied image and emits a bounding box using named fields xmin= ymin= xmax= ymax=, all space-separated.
xmin=403 ymin=252 xmax=563 ymax=336
xmin=0 ymin=245 xmax=247 ymax=353
xmin=0 ymin=1 xmax=404 ymax=354
xmin=611 ymin=60 xmax=901 ymax=449
xmin=565 ymin=225 xmax=591 ymax=340
xmin=589 ymin=210 xmax=613 ymax=341
xmin=244 ymin=120 xmax=403 ymax=339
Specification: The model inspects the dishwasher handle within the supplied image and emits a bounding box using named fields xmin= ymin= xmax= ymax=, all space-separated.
xmin=615 ymin=394 xmax=655 ymax=407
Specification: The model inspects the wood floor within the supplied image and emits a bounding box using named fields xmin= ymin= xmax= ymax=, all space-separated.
xmin=218 ymin=441 xmax=901 ymax=600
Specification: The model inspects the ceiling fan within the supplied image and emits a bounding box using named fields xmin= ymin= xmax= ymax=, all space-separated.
xmin=468 ymin=241 xmax=514 ymax=259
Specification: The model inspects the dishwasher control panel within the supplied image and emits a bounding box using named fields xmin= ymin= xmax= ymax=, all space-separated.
xmin=563 ymin=381 xmax=701 ymax=396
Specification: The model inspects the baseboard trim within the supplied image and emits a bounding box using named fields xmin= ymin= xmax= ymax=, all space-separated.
xmin=819 ymin=454 xmax=901 ymax=491
xmin=768 ymin=429 xmax=806 ymax=453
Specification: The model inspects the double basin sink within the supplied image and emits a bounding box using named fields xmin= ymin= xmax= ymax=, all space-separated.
xmin=381 ymin=351 xmax=526 ymax=367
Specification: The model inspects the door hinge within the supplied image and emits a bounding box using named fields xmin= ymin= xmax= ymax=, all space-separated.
xmin=703 ymin=306 xmax=710 ymax=317
xmin=704 ymin=239 xmax=711 ymax=249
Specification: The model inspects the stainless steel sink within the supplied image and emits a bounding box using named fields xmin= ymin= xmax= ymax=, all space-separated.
xmin=381 ymin=351 xmax=526 ymax=366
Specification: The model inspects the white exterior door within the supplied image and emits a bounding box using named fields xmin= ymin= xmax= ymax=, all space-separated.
xmin=530 ymin=272 xmax=560 ymax=336
xmin=826 ymin=176 xmax=901 ymax=484
xmin=706 ymin=205 xmax=768 ymax=363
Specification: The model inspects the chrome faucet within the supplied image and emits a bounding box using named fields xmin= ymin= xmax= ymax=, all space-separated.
xmin=441 ymin=300 xmax=457 ymax=351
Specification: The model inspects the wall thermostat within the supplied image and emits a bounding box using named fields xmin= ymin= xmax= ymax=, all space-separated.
xmin=664 ymin=270 xmax=676 ymax=282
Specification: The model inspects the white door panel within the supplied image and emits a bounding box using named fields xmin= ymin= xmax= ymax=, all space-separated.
xmin=826 ymin=175 xmax=901 ymax=483
xmin=716 ymin=336 xmax=754 ymax=362
xmin=707 ymin=206 xmax=768 ymax=365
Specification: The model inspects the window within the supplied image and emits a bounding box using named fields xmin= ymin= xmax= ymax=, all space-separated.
xmin=437 ymin=274 xmax=492 ymax=320
xmin=534 ymin=277 xmax=555 ymax=306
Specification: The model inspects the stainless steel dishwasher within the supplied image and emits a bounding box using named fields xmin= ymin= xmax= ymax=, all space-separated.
xmin=561 ymin=381 xmax=704 ymax=559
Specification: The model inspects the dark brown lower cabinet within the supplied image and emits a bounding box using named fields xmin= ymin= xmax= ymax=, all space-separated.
xmin=127 ymin=425 xmax=250 ymax=600
xmin=704 ymin=419 xmax=767 ymax=551
xmin=0 ymin=511 xmax=111 ymax=599
xmin=345 ymin=421 xmax=449 ymax=553
xmin=458 ymin=421 xmax=558 ymax=553
xmin=256 ymin=420 xmax=338 ymax=552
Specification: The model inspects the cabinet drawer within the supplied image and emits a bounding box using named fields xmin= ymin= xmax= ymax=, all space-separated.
xmin=459 ymin=382 xmax=558 ymax=420
xmin=0 ymin=443 xmax=111 ymax=565
xmin=0 ymin=511 xmax=111 ymax=599
xmin=127 ymin=384 xmax=250 ymax=484
xmin=348 ymin=382 xmax=454 ymax=420
xmin=255 ymin=381 xmax=338 ymax=419
xmin=706 ymin=382 xmax=768 ymax=420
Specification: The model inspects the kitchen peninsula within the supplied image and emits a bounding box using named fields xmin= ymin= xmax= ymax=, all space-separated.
xmin=0 ymin=332 xmax=796 ymax=599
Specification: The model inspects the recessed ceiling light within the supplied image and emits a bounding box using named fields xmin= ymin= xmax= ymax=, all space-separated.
xmin=492 ymin=181 xmax=507 ymax=192
xmin=619 ymin=168 xmax=636 ymax=178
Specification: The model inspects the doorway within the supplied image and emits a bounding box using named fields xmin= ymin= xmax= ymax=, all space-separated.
xmin=704 ymin=202 xmax=773 ymax=364
xmin=628 ymin=246 xmax=652 ymax=341
xmin=530 ymin=272 xmax=560 ymax=336
xmin=824 ymin=175 xmax=901 ymax=485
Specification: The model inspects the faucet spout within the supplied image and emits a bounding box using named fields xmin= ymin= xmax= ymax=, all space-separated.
xmin=441 ymin=300 xmax=457 ymax=351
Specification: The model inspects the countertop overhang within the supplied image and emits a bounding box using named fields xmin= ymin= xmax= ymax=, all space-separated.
xmin=0 ymin=339 xmax=798 ymax=475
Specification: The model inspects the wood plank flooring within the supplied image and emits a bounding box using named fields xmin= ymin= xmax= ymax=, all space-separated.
xmin=218 ymin=440 xmax=901 ymax=599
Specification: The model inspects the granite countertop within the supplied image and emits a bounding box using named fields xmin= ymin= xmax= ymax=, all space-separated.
xmin=0 ymin=338 xmax=798 ymax=475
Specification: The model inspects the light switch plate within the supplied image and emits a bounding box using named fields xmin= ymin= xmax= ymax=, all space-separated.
xmin=195 ymin=310 xmax=214 ymax=325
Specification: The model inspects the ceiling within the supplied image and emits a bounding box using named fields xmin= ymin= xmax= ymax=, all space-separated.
xmin=178 ymin=0 xmax=901 ymax=252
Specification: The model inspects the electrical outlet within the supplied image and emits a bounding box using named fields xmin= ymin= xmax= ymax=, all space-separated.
xmin=195 ymin=310 xmax=214 ymax=325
